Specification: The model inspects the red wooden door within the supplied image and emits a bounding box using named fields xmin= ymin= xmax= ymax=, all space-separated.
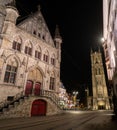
xmin=25 ymin=80 xmax=33 ymax=96
xmin=34 ymin=82 xmax=41 ymax=96
xmin=31 ymin=100 xmax=46 ymax=116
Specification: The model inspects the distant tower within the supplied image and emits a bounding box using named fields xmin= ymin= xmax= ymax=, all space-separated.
xmin=91 ymin=49 xmax=110 ymax=110
xmin=54 ymin=25 xmax=62 ymax=63
xmin=0 ymin=0 xmax=19 ymax=49
xmin=5 ymin=0 xmax=19 ymax=24
xmin=0 ymin=0 xmax=16 ymax=33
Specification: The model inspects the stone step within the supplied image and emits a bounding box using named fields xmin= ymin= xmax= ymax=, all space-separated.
xmin=14 ymin=102 xmax=19 ymax=107
xmin=8 ymin=104 xmax=14 ymax=109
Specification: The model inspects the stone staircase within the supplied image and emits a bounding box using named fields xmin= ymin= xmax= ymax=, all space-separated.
xmin=0 ymin=91 xmax=25 ymax=113
xmin=0 ymin=89 xmax=62 ymax=119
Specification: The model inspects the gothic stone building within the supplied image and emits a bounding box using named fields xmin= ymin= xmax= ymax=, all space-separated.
xmin=0 ymin=1 xmax=62 ymax=118
xmin=103 ymin=0 xmax=117 ymax=115
xmin=91 ymin=50 xmax=110 ymax=110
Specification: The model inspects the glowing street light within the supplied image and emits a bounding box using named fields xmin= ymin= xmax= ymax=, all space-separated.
xmin=73 ymin=91 xmax=78 ymax=95
xmin=101 ymin=37 xmax=105 ymax=43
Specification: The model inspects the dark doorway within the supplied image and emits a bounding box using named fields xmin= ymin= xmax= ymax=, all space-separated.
xmin=34 ymin=82 xmax=41 ymax=96
xmin=31 ymin=99 xmax=46 ymax=116
xmin=25 ymin=80 xmax=33 ymax=96
xmin=98 ymin=105 xmax=105 ymax=110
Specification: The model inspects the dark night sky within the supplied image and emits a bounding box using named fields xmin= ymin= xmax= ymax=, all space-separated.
xmin=16 ymin=0 xmax=103 ymax=93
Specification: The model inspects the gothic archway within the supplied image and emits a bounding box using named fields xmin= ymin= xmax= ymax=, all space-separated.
xmin=98 ymin=100 xmax=105 ymax=110
xmin=25 ymin=67 xmax=43 ymax=95
xmin=27 ymin=68 xmax=43 ymax=82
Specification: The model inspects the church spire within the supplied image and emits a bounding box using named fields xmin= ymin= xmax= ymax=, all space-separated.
xmin=37 ymin=5 xmax=41 ymax=11
xmin=90 ymin=47 xmax=93 ymax=54
xmin=5 ymin=0 xmax=18 ymax=24
xmin=54 ymin=25 xmax=61 ymax=39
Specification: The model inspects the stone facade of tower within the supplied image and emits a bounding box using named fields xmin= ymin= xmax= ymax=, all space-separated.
xmin=0 ymin=0 xmax=62 ymax=117
xmin=91 ymin=50 xmax=110 ymax=110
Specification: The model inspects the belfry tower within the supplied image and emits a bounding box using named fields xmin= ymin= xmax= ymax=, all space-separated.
xmin=91 ymin=49 xmax=110 ymax=110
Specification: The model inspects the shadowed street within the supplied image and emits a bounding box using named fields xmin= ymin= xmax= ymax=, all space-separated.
xmin=0 ymin=110 xmax=116 ymax=130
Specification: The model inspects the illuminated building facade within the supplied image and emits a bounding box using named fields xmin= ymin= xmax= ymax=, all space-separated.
xmin=0 ymin=0 xmax=62 ymax=118
xmin=58 ymin=82 xmax=68 ymax=109
xmin=91 ymin=50 xmax=110 ymax=110
xmin=102 ymin=0 xmax=117 ymax=114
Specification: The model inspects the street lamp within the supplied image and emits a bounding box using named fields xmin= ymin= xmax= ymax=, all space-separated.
xmin=73 ymin=91 xmax=78 ymax=107
xmin=73 ymin=91 xmax=78 ymax=95
xmin=85 ymin=88 xmax=89 ymax=108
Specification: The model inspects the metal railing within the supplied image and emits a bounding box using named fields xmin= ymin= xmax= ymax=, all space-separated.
xmin=40 ymin=89 xmax=61 ymax=109
xmin=0 ymin=89 xmax=61 ymax=111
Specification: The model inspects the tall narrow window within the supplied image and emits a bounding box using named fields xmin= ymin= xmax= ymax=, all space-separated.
xmin=25 ymin=46 xmax=32 ymax=56
xmin=43 ymin=54 xmax=48 ymax=62
xmin=43 ymin=50 xmax=49 ymax=63
xmin=49 ymin=77 xmax=55 ymax=90
xmin=35 ymin=51 xmax=41 ymax=59
xmin=51 ymin=58 xmax=55 ymax=65
xmin=42 ymin=35 xmax=45 ymax=40
xmin=12 ymin=41 xmax=21 ymax=51
xmin=38 ymin=33 xmax=41 ymax=38
xmin=105 ymin=50 xmax=109 ymax=58
xmin=33 ymin=30 xmax=36 ymax=35
xmin=4 ymin=65 xmax=17 ymax=83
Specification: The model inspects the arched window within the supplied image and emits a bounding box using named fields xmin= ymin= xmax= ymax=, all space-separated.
xmin=4 ymin=58 xmax=18 ymax=84
xmin=51 ymin=54 xmax=55 ymax=65
xmin=95 ymin=58 xmax=98 ymax=64
xmin=25 ymin=41 xmax=32 ymax=56
xmin=33 ymin=30 xmax=36 ymax=35
xmin=35 ymin=46 xmax=41 ymax=59
xmin=49 ymin=72 xmax=55 ymax=90
xmin=38 ymin=33 xmax=41 ymax=38
xmin=49 ymin=77 xmax=55 ymax=90
xmin=12 ymin=36 xmax=22 ymax=51
xmin=43 ymin=50 xmax=49 ymax=63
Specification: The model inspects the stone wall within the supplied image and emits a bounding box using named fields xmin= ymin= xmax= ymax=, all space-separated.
xmin=0 ymin=96 xmax=62 ymax=119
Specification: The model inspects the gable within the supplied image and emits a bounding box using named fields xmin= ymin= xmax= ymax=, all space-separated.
xmin=17 ymin=10 xmax=55 ymax=47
